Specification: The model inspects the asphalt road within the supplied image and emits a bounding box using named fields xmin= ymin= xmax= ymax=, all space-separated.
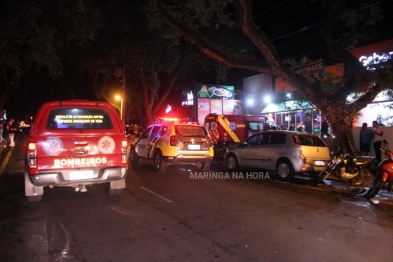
xmin=1 ymin=134 xmax=393 ymax=261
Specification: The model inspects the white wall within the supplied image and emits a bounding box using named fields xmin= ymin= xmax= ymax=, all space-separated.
xmin=353 ymin=126 xmax=393 ymax=157
xmin=243 ymin=74 xmax=273 ymax=114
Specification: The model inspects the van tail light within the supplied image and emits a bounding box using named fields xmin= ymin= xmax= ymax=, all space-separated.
xmin=121 ymin=140 xmax=128 ymax=164
xmin=170 ymin=136 xmax=176 ymax=146
xmin=27 ymin=143 xmax=37 ymax=168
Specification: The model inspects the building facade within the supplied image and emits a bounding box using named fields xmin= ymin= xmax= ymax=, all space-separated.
xmin=243 ymin=39 xmax=393 ymax=135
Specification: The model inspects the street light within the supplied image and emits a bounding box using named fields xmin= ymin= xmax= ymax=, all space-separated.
xmin=115 ymin=95 xmax=123 ymax=120
xmin=246 ymin=98 xmax=254 ymax=115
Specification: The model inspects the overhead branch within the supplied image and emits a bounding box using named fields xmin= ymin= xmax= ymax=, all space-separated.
xmin=152 ymin=0 xmax=274 ymax=75
xmin=235 ymin=0 xmax=280 ymax=70
xmin=351 ymin=83 xmax=385 ymax=113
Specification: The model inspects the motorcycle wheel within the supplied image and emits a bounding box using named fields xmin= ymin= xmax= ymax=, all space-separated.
xmin=366 ymin=176 xmax=383 ymax=200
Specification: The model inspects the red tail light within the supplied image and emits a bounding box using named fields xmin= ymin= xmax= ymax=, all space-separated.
xmin=121 ymin=140 xmax=128 ymax=164
xmin=170 ymin=135 xmax=176 ymax=146
xmin=27 ymin=143 xmax=37 ymax=168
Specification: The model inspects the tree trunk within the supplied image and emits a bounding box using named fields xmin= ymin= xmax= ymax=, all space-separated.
xmin=329 ymin=119 xmax=357 ymax=156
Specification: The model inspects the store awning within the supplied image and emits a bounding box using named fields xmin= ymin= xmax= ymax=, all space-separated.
xmin=261 ymin=100 xmax=315 ymax=114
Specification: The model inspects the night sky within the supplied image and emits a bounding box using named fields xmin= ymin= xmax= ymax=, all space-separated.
xmin=3 ymin=0 xmax=393 ymax=122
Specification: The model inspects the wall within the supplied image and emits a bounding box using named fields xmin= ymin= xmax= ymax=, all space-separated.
xmin=353 ymin=126 xmax=393 ymax=157
xmin=243 ymin=74 xmax=273 ymax=114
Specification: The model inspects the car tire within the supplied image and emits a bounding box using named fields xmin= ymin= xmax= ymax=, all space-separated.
xmin=276 ymin=160 xmax=294 ymax=181
xmin=154 ymin=151 xmax=167 ymax=173
xmin=24 ymin=172 xmax=44 ymax=202
xmin=200 ymin=162 xmax=211 ymax=172
xmin=226 ymin=154 xmax=239 ymax=171
xmin=130 ymin=146 xmax=139 ymax=166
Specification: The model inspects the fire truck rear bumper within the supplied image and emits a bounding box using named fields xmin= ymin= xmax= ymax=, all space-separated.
xmin=27 ymin=167 xmax=128 ymax=187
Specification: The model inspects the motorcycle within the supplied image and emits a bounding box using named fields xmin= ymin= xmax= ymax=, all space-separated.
xmin=366 ymin=140 xmax=393 ymax=199
xmin=315 ymin=145 xmax=377 ymax=186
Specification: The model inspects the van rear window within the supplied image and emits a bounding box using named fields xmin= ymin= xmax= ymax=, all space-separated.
xmin=175 ymin=125 xmax=207 ymax=137
xmin=46 ymin=108 xmax=113 ymax=129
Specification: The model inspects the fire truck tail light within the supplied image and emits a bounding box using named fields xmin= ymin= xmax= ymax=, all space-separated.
xmin=170 ymin=136 xmax=176 ymax=146
xmin=28 ymin=158 xmax=37 ymax=167
xmin=28 ymin=151 xmax=36 ymax=157
xmin=28 ymin=143 xmax=37 ymax=150
xmin=27 ymin=143 xmax=37 ymax=168
xmin=121 ymin=140 xmax=128 ymax=164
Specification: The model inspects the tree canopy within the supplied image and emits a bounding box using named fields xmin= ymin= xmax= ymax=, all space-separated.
xmin=151 ymin=0 xmax=393 ymax=154
xmin=0 ymin=0 xmax=223 ymax=126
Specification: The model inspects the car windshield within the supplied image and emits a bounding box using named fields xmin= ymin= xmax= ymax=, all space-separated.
xmin=294 ymin=134 xmax=326 ymax=146
xmin=46 ymin=108 xmax=113 ymax=129
xmin=175 ymin=125 xmax=207 ymax=137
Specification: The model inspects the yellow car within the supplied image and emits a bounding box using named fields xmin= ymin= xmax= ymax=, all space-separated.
xmin=131 ymin=121 xmax=214 ymax=173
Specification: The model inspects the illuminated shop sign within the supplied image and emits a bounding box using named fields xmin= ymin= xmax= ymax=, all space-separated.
xmin=197 ymin=84 xmax=234 ymax=99
xmin=359 ymin=51 xmax=393 ymax=71
xmin=293 ymin=59 xmax=323 ymax=80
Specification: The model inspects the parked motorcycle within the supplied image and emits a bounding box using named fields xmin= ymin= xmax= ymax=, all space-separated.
xmin=315 ymin=146 xmax=377 ymax=186
xmin=366 ymin=140 xmax=393 ymax=199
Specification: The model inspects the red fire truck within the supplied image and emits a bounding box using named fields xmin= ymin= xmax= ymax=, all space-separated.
xmin=204 ymin=114 xmax=277 ymax=161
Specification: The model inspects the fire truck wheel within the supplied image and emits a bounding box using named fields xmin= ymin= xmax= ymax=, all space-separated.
xmin=226 ymin=154 xmax=239 ymax=171
xmin=130 ymin=146 xmax=139 ymax=166
xmin=25 ymin=172 xmax=43 ymax=202
xmin=154 ymin=151 xmax=168 ymax=173
xmin=200 ymin=162 xmax=210 ymax=172
xmin=276 ymin=160 xmax=294 ymax=181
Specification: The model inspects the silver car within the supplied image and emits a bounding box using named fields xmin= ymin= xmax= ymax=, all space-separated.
xmin=225 ymin=130 xmax=331 ymax=180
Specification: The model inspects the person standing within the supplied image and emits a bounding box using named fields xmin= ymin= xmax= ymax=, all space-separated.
xmin=359 ymin=123 xmax=374 ymax=156
xmin=321 ymin=120 xmax=331 ymax=137
xmin=0 ymin=123 xmax=3 ymax=141
xmin=372 ymin=120 xmax=383 ymax=163
xmin=6 ymin=119 xmax=17 ymax=147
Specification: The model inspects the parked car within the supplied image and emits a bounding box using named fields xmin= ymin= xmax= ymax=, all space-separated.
xmin=131 ymin=120 xmax=214 ymax=173
xmin=225 ymin=130 xmax=331 ymax=180
xmin=24 ymin=100 xmax=129 ymax=202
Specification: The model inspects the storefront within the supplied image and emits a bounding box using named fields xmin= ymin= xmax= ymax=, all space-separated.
xmin=243 ymin=39 xmax=393 ymax=134
xmin=261 ymin=100 xmax=329 ymax=135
